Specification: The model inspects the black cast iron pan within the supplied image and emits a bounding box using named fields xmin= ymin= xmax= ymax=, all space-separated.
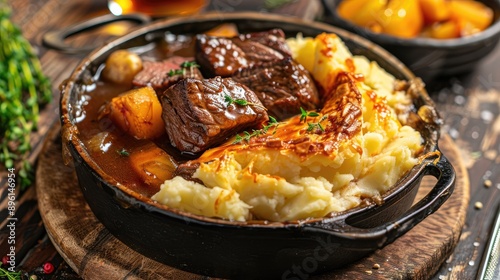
xmin=59 ymin=12 xmax=456 ymax=279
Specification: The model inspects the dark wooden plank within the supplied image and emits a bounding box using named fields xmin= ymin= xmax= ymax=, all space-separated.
xmin=429 ymin=80 xmax=500 ymax=279
xmin=17 ymin=235 xmax=82 ymax=280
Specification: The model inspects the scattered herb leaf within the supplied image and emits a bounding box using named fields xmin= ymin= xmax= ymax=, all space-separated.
xmin=299 ymin=107 xmax=320 ymax=123
xmin=233 ymin=116 xmax=279 ymax=144
xmin=167 ymin=68 xmax=186 ymax=77
xmin=224 ymin=94 xmax=267 ymax=111
xmin=117 ymin=148 xmax=130 ymax=157
xmin=306 ymin=115 xmax=328 ymax=132
xmin=180 ymin=61 xmax=200 ymax=68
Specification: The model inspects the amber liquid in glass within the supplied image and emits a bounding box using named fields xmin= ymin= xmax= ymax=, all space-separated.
xmin=108 ymin=0 xmax=206 ymax=17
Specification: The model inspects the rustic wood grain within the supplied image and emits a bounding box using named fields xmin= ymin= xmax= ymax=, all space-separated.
xmin=36 ymin=123 xmax=468 ymax=280
xmin=429 ymin=84 xmax=500 ymax=279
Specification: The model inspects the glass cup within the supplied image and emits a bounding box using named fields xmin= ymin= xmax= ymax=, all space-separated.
xmin=108 ymin=0 xmax=207 ymax=17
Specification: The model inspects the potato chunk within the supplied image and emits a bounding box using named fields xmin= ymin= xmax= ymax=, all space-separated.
xmin=102 ymin=50 xmax=143 ymax=85
xmin=104 ymin=86 xmax=165 ymax=139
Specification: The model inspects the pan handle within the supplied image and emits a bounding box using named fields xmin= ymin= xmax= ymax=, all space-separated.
xmin=42 ymin=13 xmax=151 ymax=54
xmin=303 ymin=150 xmax=456 ymax=249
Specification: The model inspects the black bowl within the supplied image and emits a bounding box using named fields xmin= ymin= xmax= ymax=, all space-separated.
xmin=322 ymin=0 xmax=500 ymax=82
xmin=60 ymin=12 xmax=455 ymax=279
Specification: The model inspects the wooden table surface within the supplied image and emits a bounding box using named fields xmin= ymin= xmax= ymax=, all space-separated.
xmin=0 ymin=0 xmax=499 ymax=279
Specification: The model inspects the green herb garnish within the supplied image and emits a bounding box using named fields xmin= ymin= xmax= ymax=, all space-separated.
xmin=167 ymin=68 xmax=186 ymax=77
xmin=168 ymin=61 xmax=199 ymax=77
xmin=299 ymin=107 xmax=320 ymax=123
xmin=180 ymin=61 xmax=200 ymax=68
xmin=233 ymin=116 xmax=279 ymax=144
xmin=224 ymin=94 xmax=267 ymax=111
xmin=0 ymin=264 xmax=21 ymax=280
xmin=117 ymin=148 xmax=130 ymax=157
xmin=0 ymin=2 xmax=52 ymax=189
xmin=306 ymin=115 xmax=328 ymax=132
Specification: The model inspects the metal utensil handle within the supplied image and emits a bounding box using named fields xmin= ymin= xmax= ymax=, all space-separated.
xmin=477 ymin=203 xmax=500 ymax=280
xmin=304 ymin=151 xmax=456 ymax=249
xmin=42 ymin=13 xmax=151 ymax=54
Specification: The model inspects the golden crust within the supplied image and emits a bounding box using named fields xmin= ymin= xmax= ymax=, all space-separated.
xmin=196 ymin=72 xmax=363 ymax=162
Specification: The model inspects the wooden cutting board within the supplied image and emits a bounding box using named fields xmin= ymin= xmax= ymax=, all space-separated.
xmin=36 ymin=123 xmax=469 ymax=280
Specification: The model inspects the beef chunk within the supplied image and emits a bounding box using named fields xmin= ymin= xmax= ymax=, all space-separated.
xmin=237 ymin=29 xmax=292 ymax=58
xmin=160 ymin=77 xmax=268 ymax=153
xmin=195 ymin=29 xmax=291 ymax=77
xmin=232 ymin=57 xmax=320 ymax=120
xmin=132 ymin=56 xmax=203 ymax=90
xmin=195 ymin=36 xmax=249 ymax=77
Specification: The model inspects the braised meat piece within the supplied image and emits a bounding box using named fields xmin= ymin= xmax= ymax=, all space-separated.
xmin=132 ymin=56 xmax=203 ymax=90
xmin=195 ymin=29 xmax=291 ymax=77
xmin=195 ymin=36 xmax=248 ymax=77
xmin=232 ymin=57 xmax=320 ymax=120
xmin=237 ymin=28 xmax=292 ymax=57
xmin=160 ymin=77 xmax=268 ymax=153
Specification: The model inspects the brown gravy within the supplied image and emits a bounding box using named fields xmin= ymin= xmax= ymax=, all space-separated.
xmin=76 ymin=37 xmax=196 ymax=197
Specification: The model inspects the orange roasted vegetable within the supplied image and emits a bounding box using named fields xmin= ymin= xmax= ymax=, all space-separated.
xmin=419 ymin=0 xmax=451 ymax=24
xmin=337 ymin=0 xmax=494 ymax=39
xmin=205 ymin=23 xmax=239 ymax=37
xmin=129 ymin=142 xmax=177 ymax=187
xmin=450 ymin=0 xmax=493 ymax=35
xmin=338 ymin=0 xmax=423 ymax=38
xmin=380 ymin=0 xmax=423 ymax=38
xmin=337 ymin=0 xmax=372 ymax=21
xmin=428 ymin=20 xmax=460 ymax=39
xmin=102 ymin=86 xmax=165 ymax=140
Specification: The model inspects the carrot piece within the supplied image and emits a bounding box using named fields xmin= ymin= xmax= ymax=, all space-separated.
xmin=129 ymin=142 xmax=177 ymax=187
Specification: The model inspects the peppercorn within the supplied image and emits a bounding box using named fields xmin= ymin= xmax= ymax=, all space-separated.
xmin=43 ymin=262 xmax=54 ymax=274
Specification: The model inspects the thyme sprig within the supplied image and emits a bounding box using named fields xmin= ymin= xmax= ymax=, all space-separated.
xmin=0 ymin=264 xmax=21 ymax=280
xmin=224 ymin=94 xmax=267 ymax=111
xmin=233 ymin=116 xmax=279 ymax=144
xmin=299 ymin=107 xmax=327 ymax=132
xmin=299 ymin=107 xmax=320 ymax=123
xmin=306 ymin=115 xmax=328 ymax=132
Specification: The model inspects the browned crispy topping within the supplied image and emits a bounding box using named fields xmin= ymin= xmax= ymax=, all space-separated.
xmin=188 ymin=71 xmax=364 ymax=164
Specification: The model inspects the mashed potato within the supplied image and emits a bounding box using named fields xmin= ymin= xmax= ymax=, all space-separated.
xmin=152 ymin=33 xmax=423 ymax=222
